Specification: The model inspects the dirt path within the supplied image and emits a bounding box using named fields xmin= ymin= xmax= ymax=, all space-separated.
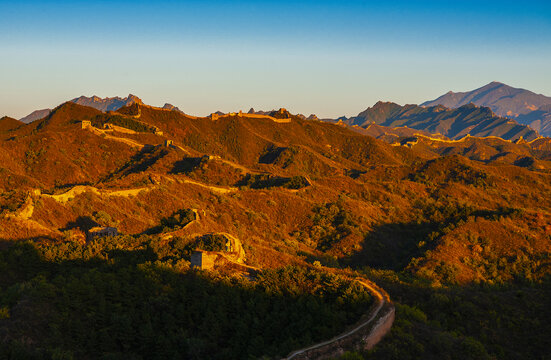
xmin=177 ymin=206 xmax=393 ymax=357
xmin=108 ymin=187 xmax=150 ymax=197
xmin=176 ymin=178 xmax=237 ymax=194
xmin=43 ymin=185 xmax=152 ymax=203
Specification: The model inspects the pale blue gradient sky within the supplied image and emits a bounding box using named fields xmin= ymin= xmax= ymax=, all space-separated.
xmin=1 ymin=0 xmax=550 ymax=118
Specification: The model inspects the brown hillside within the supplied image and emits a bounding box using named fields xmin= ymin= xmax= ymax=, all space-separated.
xmin=0 ymin=101 xmax=549 ymax=283
xmin=114 ymin=103 xmax=408 ymax=169
xmin=0 ymin=116 xmax=23 ymax=132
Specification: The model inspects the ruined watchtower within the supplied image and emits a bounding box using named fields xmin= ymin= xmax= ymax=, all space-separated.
xmin=81 ymin=120 xmax=91 ymax=129
xmin=190 ymin=250 xmax=217 ymax=270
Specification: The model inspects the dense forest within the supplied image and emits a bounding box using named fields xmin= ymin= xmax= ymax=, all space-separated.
xmin=0 ymin=236 xmax=372 ymax=359
xmin=353 ymin=273 xmax=551 ymax=360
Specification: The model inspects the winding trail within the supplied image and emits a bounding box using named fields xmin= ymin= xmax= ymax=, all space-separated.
xmin=6 ymin=183 xmax=392 ymax=357
xmin=43 ymin=185 xmax=152 ymax=203
xmin=85 ymin=126 xmax=145 ymax=149
xmin=176 ymin=178 xmax=237 ymax=194
xmin=283 ymin=277 xmax=394 ymax=360
xmin=182 ymin=213 xmax=393 ymax=358
xmin=159 ymin=201 xmax=393 ymax=357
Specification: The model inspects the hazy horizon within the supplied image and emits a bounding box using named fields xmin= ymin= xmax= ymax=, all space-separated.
xmin=2 ymin=0 xmax=550 ymax=119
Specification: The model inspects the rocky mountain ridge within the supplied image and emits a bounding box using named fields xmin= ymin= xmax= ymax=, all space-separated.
xmin=330 ymin=101 xmax=540 ymax=141
xmin=18 ymin=94 xmax=145 ymax=123
xmin=422 ymin=81 xmax=551 ymax=136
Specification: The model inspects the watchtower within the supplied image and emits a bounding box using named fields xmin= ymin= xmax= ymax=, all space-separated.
xmin=191 ymin=250 xmax=217 ymax=270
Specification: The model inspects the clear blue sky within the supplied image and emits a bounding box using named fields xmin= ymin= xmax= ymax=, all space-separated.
xmin=1 ymin=0 xmax=550 ymax=118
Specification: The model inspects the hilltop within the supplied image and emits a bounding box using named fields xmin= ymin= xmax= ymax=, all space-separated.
xmin=0 ymin=116 xmax=23 ymax=132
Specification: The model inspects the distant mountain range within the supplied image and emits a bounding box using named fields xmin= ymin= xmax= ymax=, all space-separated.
xmin=19 ymin=108 xmax=53 ymax=124
xmin=71 ymin=94 xmax=143 ymax=112
xmin=17 ymin=95 xmax=288 ymax=123
xmin=517 ymin=104 xmax=551 ymax=137
xmin=18 ymin=94 xmax=146 ymax=123
xmin=332 ymin=101 xmax=539 ymax=141
xmin=12 ymin=82 xmax=551 ymax=141
xmin=422 ymin=82 xmax=551 ymax=137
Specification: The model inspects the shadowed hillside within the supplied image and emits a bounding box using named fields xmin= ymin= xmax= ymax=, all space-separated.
xmin=422 ymin=82 xmax=551 ymax=137
xmin=517 ymin=104 xmax=551 ymax=136
xmin=341 ymin=101 xmax=539 ymax=141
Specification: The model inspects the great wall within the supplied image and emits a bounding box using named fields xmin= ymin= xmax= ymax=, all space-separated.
xmin=2 ymin=181 xmax=394 ymax=358
xmin=283 ymin=278 xmax=394 ymax=359
xmin=208 ymin=109 xmax=293 ymax=123
xmin=1 ymin=115 xmax=395 ymax=357
xmin=188 ymin=228 xmax=395 ymax=359
xmin=158 ymin=203 xmax=395 ymax=358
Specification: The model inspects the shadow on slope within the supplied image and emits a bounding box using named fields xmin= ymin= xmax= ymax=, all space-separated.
xmin=0 ymin=238 xmax=371 ymax=360
xmin=345 ymin=206 xmax=526 ymax=272
xmin=103 ymin=146 xmax=168 ymax=181
xmin=357 ymin=267 xmax=551 ymax=360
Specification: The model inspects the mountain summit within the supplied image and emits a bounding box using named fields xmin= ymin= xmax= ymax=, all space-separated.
xmin=336 ymin=101 xmax=539 ymax=141
xmin=422 ymin=82 xmax=551 ymax=118
xmin=422 ymin=82 xmax=551 ymax=136
xmin=70 ymin=94 xmax=144 ymax=112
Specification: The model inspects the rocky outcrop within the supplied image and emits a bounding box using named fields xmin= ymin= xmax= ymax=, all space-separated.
xmin=71 ymin=94 xmax=144 ymax=112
